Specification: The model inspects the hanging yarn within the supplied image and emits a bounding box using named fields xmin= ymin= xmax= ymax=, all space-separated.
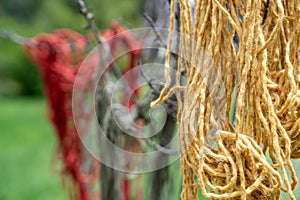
xmin=24 ymin=29 xmax=98 ymax=200
xmin=152 ymin=0 xmax=300 ymax=199
xmin=23 ymin=22 xmax=143 ymax=200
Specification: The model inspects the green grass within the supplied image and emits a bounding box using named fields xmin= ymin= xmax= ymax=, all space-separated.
xmin=0 ymin=97 xmax=66 ymax=200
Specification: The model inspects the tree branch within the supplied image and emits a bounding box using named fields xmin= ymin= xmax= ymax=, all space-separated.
xmin=77 ymin=0 xmax=179 ymax=155
xmin=0 ymin=29 xmax=28 ymax=45
xmin=76 ymin=0 xmax=138 ymax=104
xmin=143 ymin=13 xmax=164 ymax=44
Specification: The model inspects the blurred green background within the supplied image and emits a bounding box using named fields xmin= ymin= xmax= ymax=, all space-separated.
xmin=0 ymin=0 xmax=142 ymax=199
xmin=0 ymin=98 xmax=66 ymax=199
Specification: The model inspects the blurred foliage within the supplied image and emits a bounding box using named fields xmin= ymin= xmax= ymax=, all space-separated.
xmin=0 ymin=98 xmax=66 ymax=199
xmin=0 ymin=0 xmax=142 ymax=97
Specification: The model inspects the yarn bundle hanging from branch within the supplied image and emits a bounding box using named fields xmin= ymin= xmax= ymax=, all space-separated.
xmin=23 ymin=22 xmax=143 ymax=200
xmin=152 ymin=0 xmax=300 ymax=199
xmin=24 ymin=29 xmax=99 ymax=200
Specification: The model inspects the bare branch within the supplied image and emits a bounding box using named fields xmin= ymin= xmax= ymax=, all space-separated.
xmin=0 ymin=29 xmax=28 ymax=45
xmin=139 ymin=67 xmax=178 ymax=112
xmin=143 ymin=13 xmax=164 ymax=44
xmin=122 ymin=124 xmax=179 ymax=155
xmin=76 ymin=0 xmax=104 ymax=44
xmin=76 ymin=0 xmax=138 ymax=104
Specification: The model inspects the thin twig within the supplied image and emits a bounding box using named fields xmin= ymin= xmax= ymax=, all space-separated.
xmin=128 ymin=126 xmax=179 ymax=155
xmin=145 ymin=137 xmax=179 ymax=155
xmin=139 ymin=67 xmax=177 ymax=108
xmin=143 ymin=13 xmax=164 ymax=43
xmin=0 ymin=29 xmax=28 ymax=45
xmin=116 ymin=117 xmax=179 ymax=155
xmin=76 ymin=0 xmax=104 ymax=44
xmin=76 ymin=0 xmax=138 ymax=104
